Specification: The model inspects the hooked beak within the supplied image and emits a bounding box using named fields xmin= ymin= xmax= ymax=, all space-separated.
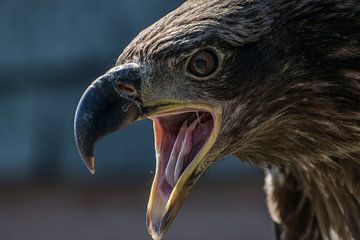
xmin=74 ymin=63 xmax=222 ymax=240
xmin=74 ymin=63 xmax=143 ymax=173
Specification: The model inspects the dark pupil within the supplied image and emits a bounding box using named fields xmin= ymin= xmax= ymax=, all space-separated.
xmin=195 ymin=58 xmax=207 ymax=69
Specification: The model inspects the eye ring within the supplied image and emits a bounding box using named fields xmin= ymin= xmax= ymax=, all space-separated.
xmin=187 ymin=49 xmax=219 ymax=78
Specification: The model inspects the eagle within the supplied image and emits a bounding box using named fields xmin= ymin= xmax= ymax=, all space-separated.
xmin=74 ymin=0 xmax=360 ymax=239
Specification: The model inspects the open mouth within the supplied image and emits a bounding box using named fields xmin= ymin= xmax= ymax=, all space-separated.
xmin=151 ymin=107 xmax=220 ymax=199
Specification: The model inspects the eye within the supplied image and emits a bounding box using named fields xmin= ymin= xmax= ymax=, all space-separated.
xmin=187 ymin=49 xmax=218 ymax=78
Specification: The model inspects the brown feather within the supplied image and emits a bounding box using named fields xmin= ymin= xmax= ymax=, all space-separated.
xmin=116 ymin=0 xmax=360 ymax=239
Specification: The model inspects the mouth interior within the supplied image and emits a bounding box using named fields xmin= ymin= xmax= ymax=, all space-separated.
xmin=153 ymin=110 xmax=214 ymax=197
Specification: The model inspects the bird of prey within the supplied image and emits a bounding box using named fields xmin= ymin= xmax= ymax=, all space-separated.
xmin=74 ymin=0 xmax=360 ymax=239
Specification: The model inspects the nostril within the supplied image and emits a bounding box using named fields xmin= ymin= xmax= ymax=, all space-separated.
xmin=116 ymin=83 xmax=137 ymax=96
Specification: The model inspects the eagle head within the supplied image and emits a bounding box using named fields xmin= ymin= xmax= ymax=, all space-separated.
xmin=74 ymin=0 xmax=360 ymax=239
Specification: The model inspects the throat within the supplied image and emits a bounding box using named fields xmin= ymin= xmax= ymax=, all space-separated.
xmin=152 ymin=110 xmax=214 ymax=195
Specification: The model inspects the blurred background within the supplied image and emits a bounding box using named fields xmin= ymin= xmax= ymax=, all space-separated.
xmin=0 ymin=1 xmax=274 ymax=239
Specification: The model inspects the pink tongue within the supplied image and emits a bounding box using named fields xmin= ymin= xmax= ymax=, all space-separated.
xmin=164 ymin=119 xmax=199 ymax=188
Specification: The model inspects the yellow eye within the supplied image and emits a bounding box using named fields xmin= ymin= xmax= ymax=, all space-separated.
xmin=187 ymin=49 xmax=218 ymax=78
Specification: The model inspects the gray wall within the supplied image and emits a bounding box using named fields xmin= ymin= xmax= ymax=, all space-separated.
xmin=0 ymin=0 xmax=261 ymax=184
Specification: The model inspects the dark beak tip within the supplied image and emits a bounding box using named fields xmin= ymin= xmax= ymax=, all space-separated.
xmin=75 ymin=145 xmax=96 ymax=175
xmin=84 ymin=156 xmax=96 ymax=175
xmin=74 ymin=128 xmax=95 ymax=175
